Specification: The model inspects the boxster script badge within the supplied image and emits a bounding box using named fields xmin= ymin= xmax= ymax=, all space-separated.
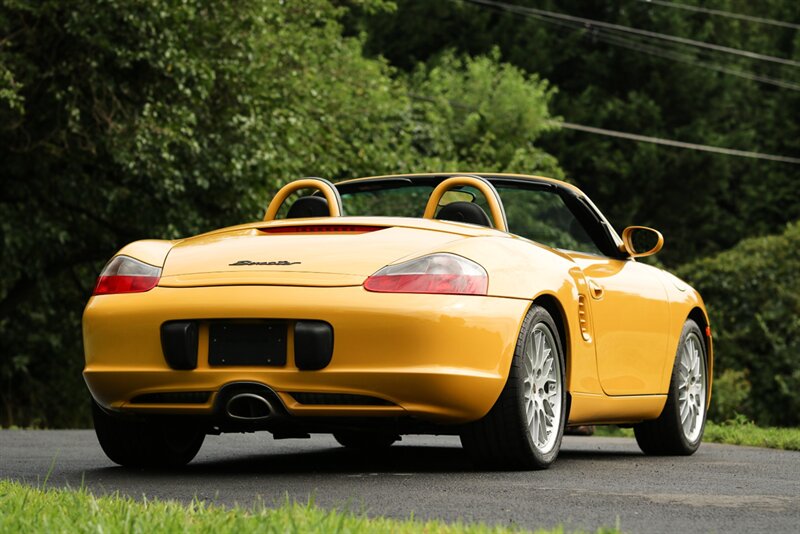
xmin=229 ymin=260 xmax=301 ymax=266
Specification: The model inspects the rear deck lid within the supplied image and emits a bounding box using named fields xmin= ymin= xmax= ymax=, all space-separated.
xmin=158 ymin=219 xmax=484 ymax=287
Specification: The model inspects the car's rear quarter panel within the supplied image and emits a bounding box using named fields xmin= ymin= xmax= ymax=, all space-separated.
xmin=437 ymin=235 xmax=604 ymax=398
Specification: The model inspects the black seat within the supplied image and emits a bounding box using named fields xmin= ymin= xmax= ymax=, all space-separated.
xmin=436 ymin=201 xmax=492 ymax=227
xmin=286 ymin=196 xmax=329 ymax=219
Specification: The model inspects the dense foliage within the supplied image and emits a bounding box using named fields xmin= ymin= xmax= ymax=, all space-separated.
xmin=349 ymin=0 xmax=800 ymax=266
xmin=1 ymin=0 xmax=798 ymax=427
xmin=0 ymin=0 xmax=559 ymax=426
xmin=678 ymin=222 xmax=800 ymax=426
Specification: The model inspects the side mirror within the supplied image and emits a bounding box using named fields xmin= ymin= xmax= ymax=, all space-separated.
xmin=621 ymin=226 xmax=664 ymax=258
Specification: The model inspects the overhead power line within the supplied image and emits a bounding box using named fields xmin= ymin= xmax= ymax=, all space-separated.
xmin=454 ymin=0 xmax=800 ymax=90
xmin=594 ymin=28 xmax=800 ymax=91
xmin=459 ymin=0 xmax=800 ymax=68
xmin=637 ymin=0 xmax=800 ymax=31
xmin=552 ymin=121 xmax=800 ymax=164
xmin=408 ymin=94 xmax=800 ymax=164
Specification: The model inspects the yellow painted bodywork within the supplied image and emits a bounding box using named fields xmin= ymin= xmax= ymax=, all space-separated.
xmin=83 ymin=174 xmax=713 ymax=428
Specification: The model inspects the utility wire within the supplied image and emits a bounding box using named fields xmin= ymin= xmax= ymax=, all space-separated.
xmin=408 ymin=94 xmax=800 ymax=164
xmin=552 ymin=121 xmax=800 ymax=164
xmin=454 ymin=0 xmax=800 ymax=90
xmin=636 ymin=0 xmax=800 ymax=31
xmin=592 ymin=27 xmax=800 ymax=91
xmin=458 ymin=0 xmax=800 ymax=68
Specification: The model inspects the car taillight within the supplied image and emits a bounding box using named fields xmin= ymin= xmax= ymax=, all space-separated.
xmin=93 ymin=256 xmax=161 ymax=295
xmin=364 ymin=253 xmax=488 ymax=295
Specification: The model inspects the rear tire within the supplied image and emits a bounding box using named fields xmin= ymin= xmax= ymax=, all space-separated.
xmin=91 ymin=399 xmax=205 ymax=467
xmin=634 ymin=319 xmax=708 ymax=455
xmin=333 ymin=431 xmax=399 ymax=449
xmin=460 ymin=304 xmax=567 ymax=469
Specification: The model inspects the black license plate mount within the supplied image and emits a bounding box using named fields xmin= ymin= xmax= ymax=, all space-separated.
xmin=208 ymin=321 xmax=287 ymax=366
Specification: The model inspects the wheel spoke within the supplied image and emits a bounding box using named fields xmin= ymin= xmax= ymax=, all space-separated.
xmin=540 ymin=358 xmax=553 ymax=381
xmin=537 ymin=410 xmax=547 ymax=445
xmin=680 ymin=400 xmax=690 ymax=421
xmin=687 ymin=406 xmax=697 ymax=433
xmin=543 ymin=399 xmax=554 ymax=418
xmin=524 ymin=346 xmax=534 ymax=374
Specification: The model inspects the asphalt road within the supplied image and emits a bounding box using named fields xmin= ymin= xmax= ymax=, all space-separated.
xmin=1 ymin=430 xmax=798 ymax=533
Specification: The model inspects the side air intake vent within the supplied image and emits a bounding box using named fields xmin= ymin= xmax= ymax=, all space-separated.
xmin=578 ymin=295 xmax=592 ymax=342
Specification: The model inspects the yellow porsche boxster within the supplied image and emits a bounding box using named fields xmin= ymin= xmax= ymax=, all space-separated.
xmin=83 ymin=173 xmax=712 ymax=469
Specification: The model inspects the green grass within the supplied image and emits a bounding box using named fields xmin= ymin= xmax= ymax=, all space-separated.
xmin=702 ymin=419 xmax=800 ymax=450
xmin=593 ymin=419 xmax=800 ymax=451
xmin=0 ymin=480 xmax=620 ymax=534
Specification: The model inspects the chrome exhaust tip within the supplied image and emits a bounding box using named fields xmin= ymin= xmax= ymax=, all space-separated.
xmin=225 ymin=393 xmax=273 ymax=421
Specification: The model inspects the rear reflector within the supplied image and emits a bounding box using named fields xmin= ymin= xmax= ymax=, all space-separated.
xmin=260 ymin=225 xmax=385 ymax=234
xmin=130 ymin=391 xmax=210 ymax=405
xmin=94 ymin=275 xmax=160 ymax=295
xmin=365 ymin=273 xmax=487 ymax=295
xmin=290 ymin=393 xmax=395 ymax=406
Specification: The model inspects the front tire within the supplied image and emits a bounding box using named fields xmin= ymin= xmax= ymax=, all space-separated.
xmin=460 ymin=305 xmax=567 ymax=469
xmin=92 ymin=399 xmax=205 ymax=467
xmin=634 ymin=319 xmax=708 ymax=455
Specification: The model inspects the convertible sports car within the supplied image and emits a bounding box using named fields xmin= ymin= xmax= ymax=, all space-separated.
xmin=83 ymin=173 xmax=712 ymax=469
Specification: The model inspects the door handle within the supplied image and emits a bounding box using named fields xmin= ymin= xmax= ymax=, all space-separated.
xmin=588 ymin=279 xmax=604 ymax=300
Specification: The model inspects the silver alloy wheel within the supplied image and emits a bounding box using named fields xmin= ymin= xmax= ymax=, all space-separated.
xmin=522 ymin=323 xmax=562 ymax=454
xmin=678 ymin=332 xmax=706 ymax=442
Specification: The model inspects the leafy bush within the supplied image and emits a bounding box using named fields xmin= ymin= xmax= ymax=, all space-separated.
xmin=709 ymin=369 xmax=751 ymax=422
xmin=677 ymin=222 xmax=800 ymax=426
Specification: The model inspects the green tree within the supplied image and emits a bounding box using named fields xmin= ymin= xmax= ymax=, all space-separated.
xmin=678 ymin=222 xmax=800 ymax=426
xmin=349 ymin=0 xmax=800 ymax=266
xmin=0 ymin=0 xmax=561 ymax=427
xmin=406 ymin=49 xmax=562 ymax=176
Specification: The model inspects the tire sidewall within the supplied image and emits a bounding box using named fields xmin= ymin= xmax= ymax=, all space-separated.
xmin=92 ymin=399 xmax=204 ymax=467
xmin=512 ymin=305 xmax=567 ymax=466
xmin=669 ymin=320 xmax=708 ymax=451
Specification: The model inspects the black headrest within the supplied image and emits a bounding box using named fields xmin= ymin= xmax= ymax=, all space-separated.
xmin=436 ymin=201 xmax=492 ymax=228
xmin=286 ymin=196 xmax=329 ymax=219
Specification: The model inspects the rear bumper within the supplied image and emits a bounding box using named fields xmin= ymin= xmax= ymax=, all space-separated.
xmin=83 ymin=285 xmax=529 ymax=423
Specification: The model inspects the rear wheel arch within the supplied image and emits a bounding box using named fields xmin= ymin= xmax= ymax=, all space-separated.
xmin=460 ymin=303 xmax=568 ymax=468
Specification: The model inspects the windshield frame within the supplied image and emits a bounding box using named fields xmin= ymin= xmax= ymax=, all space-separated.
xmin=333 ymin=173 xmax=627 ymax=259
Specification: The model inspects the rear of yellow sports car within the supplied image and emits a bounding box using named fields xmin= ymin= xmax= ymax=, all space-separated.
xmin=83 ymin=219 xmax=530 ymax=429
xmin=85 ymin=174 xmax=713 ymax=469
